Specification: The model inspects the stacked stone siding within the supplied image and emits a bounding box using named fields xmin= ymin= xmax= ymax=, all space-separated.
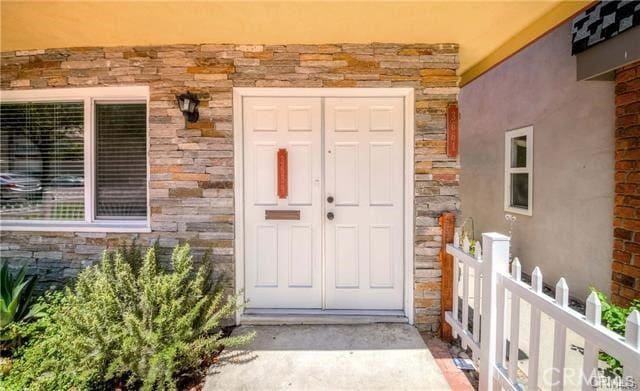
xmin=0 ymin=43 xmax=460 ymax=331
xmin=613 ymin=60 xmax=640 ymax=306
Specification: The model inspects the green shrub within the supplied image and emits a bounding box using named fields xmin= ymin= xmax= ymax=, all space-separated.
xmin=1 ymin=243 xmax=253 ymax=390
xmin=0 ymin=263 xmax=46 ymax=351
xmin=0 ymin=263 xmax=44 ymax=335
xmin=0 ymin=290 xmax=68 ymax=381
xmin=593 ymin=289 xmax=640 ymax=377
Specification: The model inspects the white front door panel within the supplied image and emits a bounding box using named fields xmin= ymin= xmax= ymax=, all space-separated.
xmin=324 ymin=97 xmax=404 ymax=310
xmin=243 ymin=94 xmax=404 ymax=311
xmin=244 ymin=97 xmax=322 ymax=308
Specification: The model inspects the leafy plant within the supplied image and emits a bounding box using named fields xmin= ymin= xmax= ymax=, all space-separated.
xmin=0 ymin=290 xmax=63 ymax=378
xmin=469 ymin=240 xmax=478 ymax=256
xmin=1 ymin=243 xmax=253 ymax=390
xmin=0 ymin=263 xmax=44 ymax=341
xmin=592 ymin=289 xmax=640 ymax=377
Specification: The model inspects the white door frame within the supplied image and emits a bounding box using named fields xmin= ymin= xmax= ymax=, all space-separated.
xmin=232 ymin=87 xmax=415 ymax=324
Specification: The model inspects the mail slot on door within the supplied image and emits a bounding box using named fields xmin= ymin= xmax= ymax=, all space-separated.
xmin=265 ymin=210 xmax=301 ymax=220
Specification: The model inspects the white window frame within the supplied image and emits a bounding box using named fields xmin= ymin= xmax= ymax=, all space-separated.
xmin=504 ymin=126 xmax=533 ymax=216
xmin=0 ymin=86 xmax=150 ymax=232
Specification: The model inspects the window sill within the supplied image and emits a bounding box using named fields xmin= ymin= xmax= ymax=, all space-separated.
xmin=504 ymin=206 xmax=532 ymax=217
xmin=0 ymin=221 xmax=151 ymax=233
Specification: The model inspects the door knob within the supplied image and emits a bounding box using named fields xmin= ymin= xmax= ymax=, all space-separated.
xmin=327 ymin=196 xmax=334 ymax=203
xmin=327 ymin=212 xmax=334 ymax=220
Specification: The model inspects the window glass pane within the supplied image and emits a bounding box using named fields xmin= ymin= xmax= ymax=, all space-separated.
xmin=510 ymin=135 xmax=527 ymax=168
xmin=95 ymin=103 xmax=147 ymax=219
xmin=510 ymin=173 xmax=529 ymax=209
xmin=0 ymin=102 xmax=85 ymax=221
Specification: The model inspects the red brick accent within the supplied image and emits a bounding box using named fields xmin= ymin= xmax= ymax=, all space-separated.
xmin=613 ymin=61 xmax=640 ymax=306
xmin=422 ymin=335 xmax=474 ymax=390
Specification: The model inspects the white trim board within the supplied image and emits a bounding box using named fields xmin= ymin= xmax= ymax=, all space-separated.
xmin=241 ymin=314 xmax=408 ymax=326
xmin=0 ymin=86 xmax=149 ymax=101
xmin=232 ymin=87 xmax=415 ymax=324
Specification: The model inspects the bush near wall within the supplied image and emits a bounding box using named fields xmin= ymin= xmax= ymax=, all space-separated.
xmin=0 ymin=243 xmax=252 ymax=391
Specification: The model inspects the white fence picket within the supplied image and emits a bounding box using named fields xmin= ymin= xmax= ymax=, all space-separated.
xmin=472 ymin=243 xmax=482 ymax=363
xmin=551 ymin=278 xmax=569 ymax=391
xmin=445 ymin=231 xmax=640 ymax=391
xmin=446 ymin=242 xmax=482 ymax=356
xmin=581 ymin=292 xmax=600 ymax=391
xmin=528 ymin=266 xmax=543 ymax=391
xmin=495 ymin=271 xmax=506 ymax=370
xmin=478 ymin=233 xmax=510 ymax=391
xmin=462 ymin=261 xmax=470 ymax=349
xmin=503 ymin=276 xmax=640 ymax=370
xmin=452 ymin=230 xmax=460 ymax=339
xmin=625 ymin=310 xmax=640 ymax=381
xmin=508 ymin=258 xmax=521 ymax=383
xmin=627 ymin=310 xmax=640 ymax=349
xmin=452 ymin=256 xmax=459 ymax=339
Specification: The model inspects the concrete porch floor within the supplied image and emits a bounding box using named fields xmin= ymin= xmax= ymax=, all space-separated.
xmin=204 ymin=324 xmax=452 ymax=390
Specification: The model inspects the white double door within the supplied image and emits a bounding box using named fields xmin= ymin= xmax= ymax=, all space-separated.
xmin=243 ymin=96 xmax=404 ymax=310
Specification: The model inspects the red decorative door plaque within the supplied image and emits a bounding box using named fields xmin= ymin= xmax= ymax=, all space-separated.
xmin=277 ymin=148 xmax=288 ymax=199
xmin=447 ymin=103 xmax=459 ymax=158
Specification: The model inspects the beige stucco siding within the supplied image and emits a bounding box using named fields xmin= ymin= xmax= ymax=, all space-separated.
xmin=459 ymin=21 xmax=615 ymax=298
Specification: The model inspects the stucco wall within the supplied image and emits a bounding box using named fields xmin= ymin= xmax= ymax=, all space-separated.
xmin=0 ymin=43 xmax=460 ymax=331
xmin=459 ymin=22 xmax=615 ymax=299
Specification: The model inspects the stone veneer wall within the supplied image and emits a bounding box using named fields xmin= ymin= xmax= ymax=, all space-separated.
xmin=0 ymin=43 xmax=460 ymax=331
xmin=613 ymin=60 xmax=640 ymax=306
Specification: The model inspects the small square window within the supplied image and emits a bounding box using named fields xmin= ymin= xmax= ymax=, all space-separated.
xmin=505 ymin=126 xmax=533 ymax=216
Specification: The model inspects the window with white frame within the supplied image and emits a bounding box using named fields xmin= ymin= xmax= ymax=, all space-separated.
xmin=0 ymin=87 xmax=149 ymax=230
xmin=504 ymin=126 xmax=533 ymax=216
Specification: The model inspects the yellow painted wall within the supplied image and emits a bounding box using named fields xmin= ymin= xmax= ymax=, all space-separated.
xmin=1 ymin=1 xmax=591 ymax=84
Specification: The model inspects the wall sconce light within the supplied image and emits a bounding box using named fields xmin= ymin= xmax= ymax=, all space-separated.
xmin=176 ymin=91 xmax=200 ymax=123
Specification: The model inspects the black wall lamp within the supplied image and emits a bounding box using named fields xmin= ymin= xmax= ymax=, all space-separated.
xmin=176 ymin=91 xmax=200 ymax=123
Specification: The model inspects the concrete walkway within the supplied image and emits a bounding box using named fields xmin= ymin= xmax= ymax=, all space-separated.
xmin=204 ymin=324 xmax=451 ymax=391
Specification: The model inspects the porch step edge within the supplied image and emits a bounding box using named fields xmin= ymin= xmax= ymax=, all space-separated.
xmin=239 ymin=314 xmax=409 ymax=325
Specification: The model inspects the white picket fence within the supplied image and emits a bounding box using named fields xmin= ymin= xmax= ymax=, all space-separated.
xmin=445 ymin=232 xmax=640 ymax=391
